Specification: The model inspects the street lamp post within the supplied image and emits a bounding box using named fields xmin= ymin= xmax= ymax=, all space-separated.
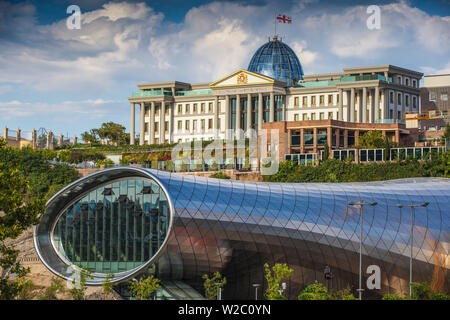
xmin=396 ymin=202 xmax=429 ymax=297
xmin=216 ymin=283 xmax=222 ymax=300
xmin=348 ymin=200 xmax=377 ymax=300
xmin=252 ymin=284 xmax=261 ymax=300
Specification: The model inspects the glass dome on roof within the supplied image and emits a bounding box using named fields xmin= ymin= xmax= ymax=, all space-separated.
xmin=248 ymin=36 xmax=304 ymax=87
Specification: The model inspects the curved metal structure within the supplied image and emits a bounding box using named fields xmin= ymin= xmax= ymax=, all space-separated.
xmin=248 ymin=36 xmax=304 ymax=86
xmin=35 ymin=167 xmax=450 ymax=298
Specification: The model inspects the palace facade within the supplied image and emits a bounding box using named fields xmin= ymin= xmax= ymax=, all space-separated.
xmin=128 ymin=36 xmax=423 ymax=146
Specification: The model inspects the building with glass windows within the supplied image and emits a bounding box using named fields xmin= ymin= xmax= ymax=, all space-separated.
xmin=34 ymin=167 xmax=450 ymax=299
xmin=128 ymin=36 xmax=423 ymax=146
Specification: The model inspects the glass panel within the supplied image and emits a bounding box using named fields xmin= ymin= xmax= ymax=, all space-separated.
xmin=53 ymin=177 xmax=170 ymax=275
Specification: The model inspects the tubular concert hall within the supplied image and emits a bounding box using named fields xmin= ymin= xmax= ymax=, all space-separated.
xmin=34 ymin=167 xmax=450 ymax=299
xmin=128 ymin=36 xmax=422 ymax=152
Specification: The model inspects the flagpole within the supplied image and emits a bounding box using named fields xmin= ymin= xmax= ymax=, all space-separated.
xmin=274 ymin=15 xmax=277 ymax=38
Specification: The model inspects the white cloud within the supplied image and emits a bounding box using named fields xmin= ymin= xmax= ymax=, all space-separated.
xmin=0 ymin=0 xmax=449 ymax=136
xmin=291 ymin=41 xmax=318 ymax=70
xmin=420 ymin=62 xmax=450 ymax=75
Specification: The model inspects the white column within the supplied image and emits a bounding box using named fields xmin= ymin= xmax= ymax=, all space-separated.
xmin=150 ymin=102 xmax=155 ymax=144
xmin=393 ymin=90 xmax=397 ymax=121
xmin=160 ymin=102 xmax=165 ymax=143
xmin=130 ymin=102 xmax=135 ymax=145
xmin=139 ymin=102 xmax=145 ymax=145
xmin=350 ymin=88 xmax=355 ymax=122
xmin=215 ymin=96 xmax=220 ymax=138
xmin=362 ymin=87 xmax=367 ymax=123
xmin=338 ymin=88 xmax=343 ymax=121
xmin=236 ymin=94 xmax=241 ymax=138
xmin=269 ymin=92 xmax=274 ymax=122
xmin=258 ymin=93 xmax=263 ymax=131
xmin=247 ymin=93 xmax=252 ymax=132
xmin=401 ymin=92 xmax=405 ymax=121
xmin=225 ymin=95 xmax=230 ymax=140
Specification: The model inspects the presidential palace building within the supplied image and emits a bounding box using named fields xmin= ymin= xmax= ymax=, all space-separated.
xmin=128 ymin=36 xmax=423 ymax=149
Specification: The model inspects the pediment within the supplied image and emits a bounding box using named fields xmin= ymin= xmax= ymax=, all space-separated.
xmin=210 ymin=69 xmax=275 ymax=88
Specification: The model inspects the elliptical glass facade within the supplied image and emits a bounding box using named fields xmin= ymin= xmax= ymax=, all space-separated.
xmin=52 ymin=178 xmax=169 ymax=274
xmin=248 ymin=37 xmax=304 ymax=86
xmin=35 ymin=168 xmax=450 ymax=299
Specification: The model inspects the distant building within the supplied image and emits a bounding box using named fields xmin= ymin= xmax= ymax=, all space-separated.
xmin=2 ymin=127 xmax=33 ymax=149
xmin=420 ymin=74 xmax=450 ymax=113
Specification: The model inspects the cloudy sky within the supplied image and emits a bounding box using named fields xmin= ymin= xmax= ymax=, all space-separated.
xmin=0 ymin=0 xmax=449 ymax=140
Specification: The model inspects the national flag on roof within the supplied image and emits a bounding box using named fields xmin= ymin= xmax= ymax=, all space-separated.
xmin=276 ymin=14 xmax=292 ymax=24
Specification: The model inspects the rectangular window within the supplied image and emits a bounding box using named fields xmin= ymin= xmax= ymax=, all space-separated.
xmin=185 ymin=120 xmax=190 ymax=131
xmin=441 ymin=93 xmax=448 ymax=101
xmin=165 ymin=121 xmax=169 ymax=132
xmin=319 ymin=112 xmax=324 ymax=120
xmin=294 ymin=114 xmax=299 ymax=121
xmin=208 ymin=119 xmax=213 ymax=129
xmin=177 ymin=120 xmax=182 ymax=131
xmin=328 ymin=95 xmax=333 ymax=104
xmin=201 ymin=103 xmax=205 ymax=113
xmin=155 ymin=123 xmax=159 ymax=133
xmin=328 ymin=112 xmax=333 ymax=120
xmin=201 ymin=119 xmax=205 ymax=130
xmin=397 ymin=93 xmax=401 ymax=104
xmin=218 ymin=101 xmax=221 ymax=112
xmin=302 ymin=96 xmax=307 ymax=106
xmin=165 ymin=108 xmax=169 ymax=115
xmin=193 ymin=120 xmax=197 ymax=131
xmin=311 ymin=113 xmax=316 ymax=120
xmin=320 ymin=95 xmax=324 ymax=105
xmin=185 ymin=104 xmax=190 ymax=113
xmin=177 ymin=104 xmax=182 ymax=114
xmin=390 ymin=92 xmax=393 ymax=103
xmin=429 ymin=93 xmax=436 ymax=101
xmin=311 ymin=96 xmax=316 ymax=106
xmin=303 ymin=113 xmax=308 ymax=120
xmin=217 ymin=118 xmax=221 ymax=129
xmin=413 ymin=96 xmax=417 ymax=108
xmin=406 ymin=95 xmax=409 ymax=106
xmin=208 ymin=102 xmax=213 ymax=112
xmin=294 ymin=97 xmax=299 ymax=107
xmin=193 ymin=103 xmax=198 ymax=112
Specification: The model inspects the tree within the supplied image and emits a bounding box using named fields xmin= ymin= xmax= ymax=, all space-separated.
xmin=264 ymin=263 xmax=293 ymax=300
xmin=69 ymin=266 xmax=93 ymax=300
xmin=0 ymin=139 xmax=44 ymax=300
xmin=81 ymin=129 xmax=99 ymax=145
xmin=16 ymin=277 xmax=37 ymax=300
xmin=322 ymin=142 xmax=330 ymax=160
xmin=382 ymin=293 xmax=405 ymax=300
xmin=97 ymin=122 xmax=127 ymax=145
xmin=358 ymin=130 xmax=386 ymax=149
xmin=102 ymin=274 xmax=115 ymax=295
xmin=128 ymin=275 xmax=160 ymax=300
xmin=37 ymin=277 xmax=65 ymax=300
xmin=298 ymin=281 xmax=331 ymax=300
xmin=409 ymin=281 xmax=432 ymax=300
xmin=441 ymin=123 xmax=450 ymax=146
xmin=202 ymin=272 xmax=227 ymax=300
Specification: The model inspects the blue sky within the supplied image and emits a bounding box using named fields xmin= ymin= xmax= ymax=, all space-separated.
xmin=1 ymin=0 xmax=449 ymax=140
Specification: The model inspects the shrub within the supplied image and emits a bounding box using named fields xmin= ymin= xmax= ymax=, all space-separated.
xmin=298 ymin=281 xmax=331 ymax=300
xmin=209 ymin=171 xmax=231 ymax=179
xmin=430 ymin=292 xmax=450 ymax=300
xmin=382 ymin=294 xmax=405 ymax=300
